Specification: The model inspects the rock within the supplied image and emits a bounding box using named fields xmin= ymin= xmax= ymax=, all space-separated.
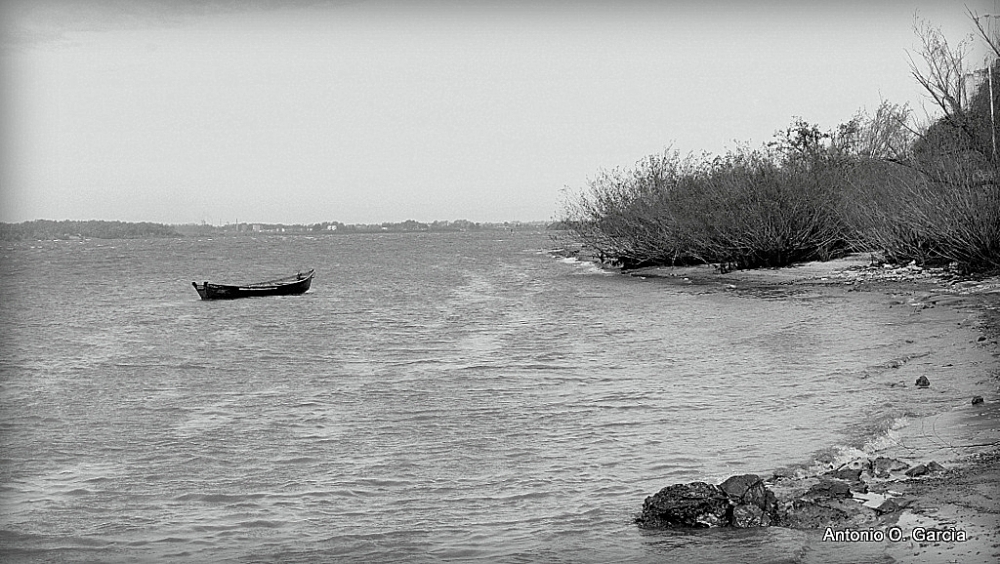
xmin=638 ymin=475 xmax=785 ymax=529
xmin=893 ymin=496 xmax=914 ymax=510
xmin=906 ymin=460 xmax=944 ymax=478
xmin=786 ymin=495 xmax=882 ymax=529
xmin=915 ymin=375 xmax=930 ymax=387
xmin=718 ymin=474 xmax=781 ymax=527
xmin=719 ymin=474 xmax=766 ymax=504
xmin=875 ymin=499 xmax=900 ymax=514
xmin=903 ymin=461 xmax=944 ymax=477
xmin=803 ymin=479 xmax=853 ymax=500
xmin=842 ymin=458 xmax=868 ymax=471
xmin=972 ymin=395 xmax=984 ymax=405
xmin=638 ymin=467 xmax=911 ymax=531
xmin=636 ymin=482 xmax=730 ymax=529
xmin=776 ymin=477 xmax=884 ymax=529
xmin=826 ymin=467 xmax=862 ymax=481
xmin=870 ymin=457 xmax=910 ymax=478
xmin=731 ymin=503 xmax=767 ymax=528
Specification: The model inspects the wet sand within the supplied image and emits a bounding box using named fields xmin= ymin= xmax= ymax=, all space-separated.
xmin=627 ymin=255 xmax=1000 ymax=563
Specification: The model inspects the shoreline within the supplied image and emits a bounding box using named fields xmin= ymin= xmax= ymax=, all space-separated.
xmin=620 ymin=254 xmax=1000 ymax=562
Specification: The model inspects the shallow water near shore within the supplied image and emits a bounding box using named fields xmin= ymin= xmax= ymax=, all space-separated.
xmin=0 ymin=231 xmax=990 ymax=563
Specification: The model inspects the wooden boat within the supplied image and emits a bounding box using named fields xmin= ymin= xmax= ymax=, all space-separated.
xmin=192 ymin=269 xmax=314 ymax=300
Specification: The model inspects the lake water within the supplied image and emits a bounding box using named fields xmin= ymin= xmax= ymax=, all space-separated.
xmin=0 ymin=231 xmax=969 ymax=563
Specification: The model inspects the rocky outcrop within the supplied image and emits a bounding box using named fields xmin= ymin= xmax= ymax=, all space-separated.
xmin=870 ymin=456 xmax=910 ymax=478
xmin=635 ymin=482 xmax=730 ymax=528
xmin=718 ymin=474 xmax=781 ymax=527
xmin=636 ymin=474 xmax=780 ymax=529
xmin=637 ymin=458 xmax=947 ymax=530
xmin=904 ymin=461 xmax=945 ymax=477
xmin=780 ymin=478 xmax=878 ymax=529
xmin=826 ymin=466 xmax=862 ymax=481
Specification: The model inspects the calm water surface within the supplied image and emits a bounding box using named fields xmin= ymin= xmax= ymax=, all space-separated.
xmin=0 ymin=232 xmax=944 ymax=562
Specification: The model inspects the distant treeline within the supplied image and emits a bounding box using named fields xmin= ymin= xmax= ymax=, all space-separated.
xmin=0 ymin=220 xmax=181 ymax=241
xmin=1 ymin=218 xmax=558 ymax=241
xmin=174 ymin=219 xmax=555 ymax=236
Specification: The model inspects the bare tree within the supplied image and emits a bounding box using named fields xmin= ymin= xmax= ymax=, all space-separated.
xmin=908 ymin=18 xmax=972 ymax=129
xmin=830 ymin=100 xmax=915 ymax=161
xmin=908 ymin=13 xmax=998 ymax=169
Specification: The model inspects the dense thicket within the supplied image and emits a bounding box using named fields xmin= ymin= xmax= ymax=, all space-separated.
xmin=561 ymin=16 xmax=1000 ymax=273
xmin=562 ymin=145 xmax=851 ymax=271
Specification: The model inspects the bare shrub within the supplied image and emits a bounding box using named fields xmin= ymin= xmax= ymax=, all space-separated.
xmin=845 ymin=161 xmax=1000 ymax=271
xmin=561 ymin=144 xmax=850 ymax=270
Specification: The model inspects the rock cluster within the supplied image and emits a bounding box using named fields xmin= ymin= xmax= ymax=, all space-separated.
xmin=834 ymin=261 xmax=960 ymax=285
xmin=832 ymin=260 xmax=1000 ymax=294
xmin=636 ymin=457 xmax=947 ymax=530
xmin=635 ymin=474 xmax=779 ymax=529
xmin=719 ymin=474 xmax=781 ymax=527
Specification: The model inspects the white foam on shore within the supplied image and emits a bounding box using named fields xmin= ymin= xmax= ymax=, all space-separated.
xmin=552 ymin=254 xmax=615 ymax=275
xmin=786 ymin=415 xmax=913 ymax=478
xmin=568 ymin=258 xmax=615 ymax=275
xmin=861 ymin=416 xmax=912 ymax=454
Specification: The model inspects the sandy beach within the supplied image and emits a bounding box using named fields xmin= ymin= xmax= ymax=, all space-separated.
xmin=626 ymin=255 xmax=1000 ymax=563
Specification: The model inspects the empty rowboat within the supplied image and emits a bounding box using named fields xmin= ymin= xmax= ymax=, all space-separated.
xmin=192 ymin=269 xmax=314 ymax=300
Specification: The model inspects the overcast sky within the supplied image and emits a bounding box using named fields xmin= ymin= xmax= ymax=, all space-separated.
xmin=0 ymin=0 xmax=993 ymax=225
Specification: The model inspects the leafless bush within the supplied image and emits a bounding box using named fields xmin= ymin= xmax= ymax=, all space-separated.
xmin=845 ymin=161 xmax=1000 ymax=271
xmin=561 ymin=146 xmax=850 ymax=270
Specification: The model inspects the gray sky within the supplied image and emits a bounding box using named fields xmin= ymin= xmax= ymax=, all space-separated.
xmin=0 ymin=0 xmax=992 ymax=225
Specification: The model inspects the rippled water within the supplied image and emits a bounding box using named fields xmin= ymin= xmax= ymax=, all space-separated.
xmin=0 ymin=231 xmax=955 ymax=562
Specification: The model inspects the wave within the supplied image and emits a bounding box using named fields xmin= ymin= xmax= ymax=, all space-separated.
xmin=791 ymin=414 xmax=913 ymax=477
xmin=556 ymin=255 xmax=616 ymax=276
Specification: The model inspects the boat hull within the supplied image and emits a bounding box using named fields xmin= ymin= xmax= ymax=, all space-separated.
xmin=192 ymin=270 xmax=314 ymax=300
